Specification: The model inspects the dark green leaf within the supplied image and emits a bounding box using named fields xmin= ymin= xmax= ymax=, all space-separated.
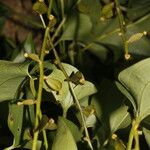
xmin=127 ymin=0 xmax=150 ymax=20
xmin=76 ymin=0 xmax=101 ymax=25
xmin=61 ymin=11 xmax=92 ymax=41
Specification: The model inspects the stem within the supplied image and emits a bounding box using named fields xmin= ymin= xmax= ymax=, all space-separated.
xmin=134 ymin=130 xmax=140 ymax=150
xmin=39 ymin=14 xmax=46 ymax=29
xmin=47 ymin=0 xmax=53 ymax=18
xmin=32 ymin=27 xmax=49 ymax=150
xmin=114 ymin=0 xmax=129 ymax=57
xmin=127 ymin=124 xmax=134 ymax=150
xmin=42 ymin=125 xmax=48 ymax=149
xmin=127 ymin=120 xmax=140 ymax=150
xmin=60 ymin=0 xmax=65 ymax=19
xmin=51 ymin=17 xmax=66 ymax=42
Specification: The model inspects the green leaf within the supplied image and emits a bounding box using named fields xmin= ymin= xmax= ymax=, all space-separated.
xmin=143 ymin=127 xmax=150 ymax=148
xmin=61 ymin=11 xmax=92 ymax=41
xmin=33 ymin=1 xmax=48 ymax=14
xmin=74 ymin=81 xmax=97 ymax=100
xmin=0 ymin=60 xmax=30 ymax=102
xmin=76 ymin=0 xmax=101 ymax=25
xmin=115 ymin=81 xmax=136 ymax=113
xmin=61 ymin=10 xmax=150 ymax=62
xmin=24 ymin=33 xmax=35 ymax=53
xmin=127 ymin=0 xmax=150 ymax=21
xmin=109 ymin=105 xmax=131 ymax=133
xmin=12 ymin=34 xmax=35 ymax=63
xmin=118 ymin=58 xmax=150 ymax=121
xmin=52 ymin=117 xmax=78 ymax=150
xmin=8 ymin=103 xmax=24 ymax=147
xmin=61 ymin=117 xmax=82 ymax=142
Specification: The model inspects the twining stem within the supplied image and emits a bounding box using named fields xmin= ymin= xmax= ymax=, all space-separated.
xmin=114 ymin=0 xmax=129 ymax=57
xmin=32 ymin=27 xmax=49 ymax=150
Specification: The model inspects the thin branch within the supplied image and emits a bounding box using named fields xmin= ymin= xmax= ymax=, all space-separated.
xmin=114 ymin=0 xmax=129 ymax=59
xmin=32 ymin=26 xmax=49 ymax=150
xmin=47 ymin=35 xmax=94 ymax=150
xmin=47 ymin=0 xmax=53 ymax=18
xmin=51 ymin=17 xmax=66 ymax=42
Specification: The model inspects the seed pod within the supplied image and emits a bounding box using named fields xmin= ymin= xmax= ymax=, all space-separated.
xmin=30 ymin=78 xmax=36 ymax=97
xmin=17 ymin=99 xmax=37 ymax=106
xmin=45 ymin=76 xmax=62 ymax=92
xmin=66 ymin=71 xmax=85 ymax=85
xmin=24 ymin=53 xmax=40 ymax=62
xmin=127 ymin=32 xmax=147 ymax=43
